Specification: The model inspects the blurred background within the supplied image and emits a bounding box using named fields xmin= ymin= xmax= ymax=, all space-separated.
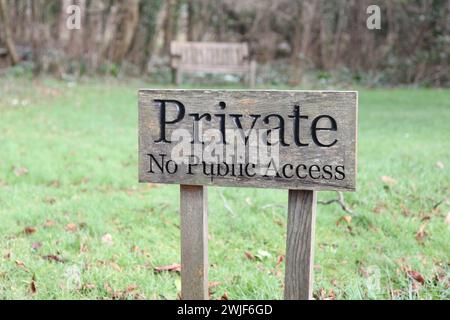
xmin=0 ymin=0 xmax=449 ymax=87
xmin=0 ymin=1 xmax=449 ymax=300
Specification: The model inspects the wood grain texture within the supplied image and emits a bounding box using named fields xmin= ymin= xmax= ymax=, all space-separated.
xmin=180 ymin=185 xmax=208 ymax=300
xmin=284 ymin=189 xmax=317 ymax=300
xmin=139 ymin=89 xmax=357 ymax=191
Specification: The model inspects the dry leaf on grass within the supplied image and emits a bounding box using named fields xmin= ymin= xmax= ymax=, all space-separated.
xmin=43 ymin=197 xmax=56 ymax=205
xmin=415 ymin=223 xmax=429 ymax=244
xmin=82 ymin=283 xmax=96 ymax=290
xmin=30 ymin=274 xmax=37 ymax=294
xmin=44 ymin=220 xmax=56 ymax=228
xmin=445 ymin=211 xmax=450 ymax=224
xmin=65 ymin=223 xmax=77 ymax=232
xmin=24 ymin=226 xmax=37 ymax=235
xmin=436 ymin=161 xmax=444 ymax=169
xmin=101 ymin=233 xmax=113 ymax=245
xmin=13 ymin=166 xmax=29 ymax=177
xmin=244 ymin=251 xmax=255 ymax=261
xmin=336 ymin=215 xmax=352 ymax=225
xmin=275 ymin=255 xmax=284 ymax=268
xmin=381 ymin=175 xmax=397 ymax=186
xmin=154 ymin=263 xmax=181 ymax=273
xmin=42 ymin=254 xmax=66 ymax=263
xmin=407 ymin=270 xmax=425 ymax=285
xmin=125 ymin=285 xmax=138 ymax=293
xmin=110 ymin=262 xmax=122 ymax=272
xmin=220 ymin=292 xmax=229 ymax=300
xmin=15 ymin=260 xmax=29 ymax=272
xmin=31 ymin=242 xmax=42 ymax=250
xmin=315 ymin=288 xmax=336 ymax=300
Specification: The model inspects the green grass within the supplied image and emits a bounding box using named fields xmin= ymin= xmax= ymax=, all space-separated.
xmin=0 ymin=78 xmax=449 ymax=300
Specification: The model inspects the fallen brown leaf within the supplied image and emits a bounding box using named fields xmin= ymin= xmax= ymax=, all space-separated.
xmin=220 ymin=292 xmax=229 ymax=300
xmin=30 ymin=274 xmax=37 ymax=294
xmin=336 ymin=215 xmax=352 ymax=226
xmin=80 ymin=243 xmax=89 ymax=253
xmin=244 ymin=251 xmax=255 ymax=261
xmin=44 ymin=220 xmax=56 ymax=228
xmin=415 ymin=222 xmax=428 ymax=245
xmin=407 ymin=270 xmax=425 ymax=285
xmin=104 ymin=282 xmax=113 ymax=294
xmin=43 ymin=197 xmax=56 ymax=205
xmin=13 ymin=166 xmax=29 ymax=177
xmin=209 ymin=281 xmax=221 ymax=288
xmin=15 ymin=260 xmax=28 ymax=271
xmin=154 ymin=263 xmax=181 ymax=273
xmin=65 ymin=223 xmax=77 ymax=232
xmin=445 ymin=211 xmax=450 ymax=225
xmin=125 ymin=285 xmax=138 ymax=293
xmin=315 ymin=288 xmax=336 ymax=300
xmin=48 ymin=180 xmax=61 ymax=188
xmin=31 ymin=242 xmax=42 ymax=250
xmin=24 ymin=226 xmax=37 ymax=235
xmin=110 ymin=262 xmax=122 ymax=272
xmin=275 ymin=255 xmax=284 ymax=268
xmin=42 ymin=254 xmax=66 ymax=263
xmin=381 ymin=175 xmax=397 ymax=186
xmin=372 ymin=203 xmax=387 ymax=214
xmin=400 ymin=204 xmax=411 ymax=216
xmin=101 ymin=233 xmax=113 ymax=245
xmin=82 ymin=283 xmax=96 ymax=290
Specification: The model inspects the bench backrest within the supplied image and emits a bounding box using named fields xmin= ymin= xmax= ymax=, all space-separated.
xmin=170 ymin=41 xmax=249 ymax=73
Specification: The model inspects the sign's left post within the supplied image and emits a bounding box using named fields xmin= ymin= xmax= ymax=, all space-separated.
xmin=180 ymin=185 xmax=208 ymax=300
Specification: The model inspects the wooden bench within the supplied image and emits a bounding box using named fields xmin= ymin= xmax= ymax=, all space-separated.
xmin=170 ymin=41 xmax=256 ymax=87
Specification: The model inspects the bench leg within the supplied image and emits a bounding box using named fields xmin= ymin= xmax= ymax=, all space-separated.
xmin=172 ymin=67 xmax=182 ymax=86
xmin=248 ymin=60 xmax=256 ymax=88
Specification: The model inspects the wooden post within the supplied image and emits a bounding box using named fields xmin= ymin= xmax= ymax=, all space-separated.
xmin=284 ymin=189 xmax=317 ymax=300
xmin=180 ymin=185 xmax=208 ymax=300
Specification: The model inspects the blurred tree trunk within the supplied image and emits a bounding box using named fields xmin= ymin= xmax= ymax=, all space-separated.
xmin=59 ymin=0 xmax=72 ymax=49
xmin=110 ymin=0 xmax=139 ymax=64
xmin=187 ymin=0 xmax=208 ymax=41
xmin=86 ymin=0 xmax=105 ymax=70
xmin=162 ymin=0 xmax=174 ymax=54
xmin=69 ymin=0 xmax=86 ymax=58
xmin=290 ymin=1 xmax=318 ymax=85
xmin=0 ymin=0 xmax=20 ymax=65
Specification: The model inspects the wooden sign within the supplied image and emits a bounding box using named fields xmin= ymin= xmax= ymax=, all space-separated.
xmin=138 ymin=89 xmax=358 ymax=300
xmin=139 ymin=90 xmax=357 ymax=191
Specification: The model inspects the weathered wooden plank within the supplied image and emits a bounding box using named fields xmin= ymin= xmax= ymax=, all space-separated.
xmin=180 ymin=185 xmax=208 ymax=300
xmin=139 ymin=90 xmax=357 ymax=191
xmin=284 ymin=189 xmax=317 ymax=300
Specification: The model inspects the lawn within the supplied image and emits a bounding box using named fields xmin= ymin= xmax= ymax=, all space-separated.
xmin=0 ymin=77 xmax=448 ymax=299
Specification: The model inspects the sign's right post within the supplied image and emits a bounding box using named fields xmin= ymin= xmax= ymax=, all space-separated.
xmin=284 ymin=189 xmax=317 ymax=300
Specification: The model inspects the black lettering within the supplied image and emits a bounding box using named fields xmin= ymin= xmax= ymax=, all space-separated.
xmin=282 ymin=164 xmax=294 ymax=178
xmin=263 ymin=114 xmax=289 ymax=146
xmin=309 ymin=165 xmax=321 ymax=179
xmin=288 ymin=105 xmax=309 ymax=146
xmin=335 ymin=165 xmax=345 ymax=180
xmin=148 ymin=154 xmax=165 ymax=173
xmin=189 ymin=113 xmax=211 ymax=144
xmin=296 ymin=164 xmax=307 ymax=179
xmin=154 ymin=99 xmax=185 ymax=143
xmin=322 ymin=165 xmax=333 ymax=180
xmin=311 ymin=115 xmax=338 ymax=147
xmin=245 ymin=163 xmax=256 ymax=177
